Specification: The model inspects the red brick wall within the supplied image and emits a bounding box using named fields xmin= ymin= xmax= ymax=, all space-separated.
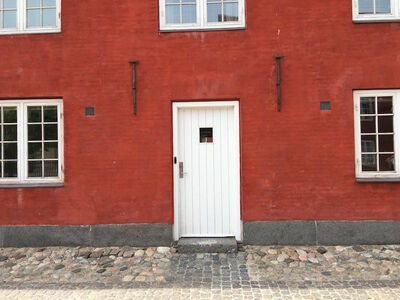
xmin=1 ymin=0 xmax=400 ymax=225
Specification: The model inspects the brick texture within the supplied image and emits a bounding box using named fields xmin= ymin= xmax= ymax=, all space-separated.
xmin=0 ymin=1 xmax=400 ymax=225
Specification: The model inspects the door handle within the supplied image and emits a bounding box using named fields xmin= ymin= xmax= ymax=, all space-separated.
xmin=179 ymin=162 xmax=184 ymax=178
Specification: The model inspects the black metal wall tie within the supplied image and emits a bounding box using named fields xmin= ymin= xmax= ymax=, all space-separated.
xmin=274 ymin=56 xmax=283 ymax=112
xmin=129 ymin=61 xmax=138 ymax=115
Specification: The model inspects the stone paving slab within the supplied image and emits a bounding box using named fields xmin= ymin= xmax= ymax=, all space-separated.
xmin=1 ymin=245 xmax=400 ymax=299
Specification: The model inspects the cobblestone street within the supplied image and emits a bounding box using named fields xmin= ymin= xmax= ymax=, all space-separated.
xmin=1 ymin=245 xmax=400 ymax=299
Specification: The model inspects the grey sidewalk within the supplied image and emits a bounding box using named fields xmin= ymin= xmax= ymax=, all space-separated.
xmin=1 ymin=245 xmax=400 ymax=299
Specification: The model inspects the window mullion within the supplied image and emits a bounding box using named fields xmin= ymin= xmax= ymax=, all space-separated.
xmin=201 ymin=0 xmax=205 ymax=27
xmin=19 ymin=103 xmax=25 ymax=181
xmin=395 ymin=93 xmax=400 ymax=174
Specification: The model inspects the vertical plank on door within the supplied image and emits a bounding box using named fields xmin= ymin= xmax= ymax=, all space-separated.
xmin=213 ymin=108 xmax=223 ymax=234
xmin=184 ymin=108 xmax=193 ymax=236
xmin=227 ymin=107 xmax=237 ymax=234
xmin=205 ymin=108 xmax=215 ymax=234
xmin=220 ymin=107 xmax=231 ymax=235
xmin=198 ymin=109 xmax=208 ymax=235
xmin=178 ymin=108 xmax=186 ymax=235
xmin=191 ymin=109 xmax=200 ymax=235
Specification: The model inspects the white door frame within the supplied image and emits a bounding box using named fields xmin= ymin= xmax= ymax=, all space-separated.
xmin=172 ymin=101 xmax=241 ymax=241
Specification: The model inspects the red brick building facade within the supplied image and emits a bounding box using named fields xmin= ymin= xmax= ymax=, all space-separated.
xmin=0 ymin=0 xmax=400 ymax=246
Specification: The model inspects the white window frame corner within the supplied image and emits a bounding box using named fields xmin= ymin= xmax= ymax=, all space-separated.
xmin=354 ymin=90 xmax=400 ymax=181
xmin=159 ymin=0 xmax=246 ymax=32
xmin=0 ymin=0 xmax=61 ymax=36
xmin=0 ymin=99 xmax=64 ymax=188
xmin=352 ymin=0 xmax=400 ymax=23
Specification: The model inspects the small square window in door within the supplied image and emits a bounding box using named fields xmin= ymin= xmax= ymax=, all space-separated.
xmin=200 ymin=128 xmax=213 ymax=143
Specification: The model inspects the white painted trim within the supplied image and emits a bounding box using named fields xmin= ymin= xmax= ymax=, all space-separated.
xmin=159 ymin=0 xmax=245 ymax=32
xmin=0 ymin=0 xmax=61 ymax=35
xmin=354 ymin=90 xmax=400 ymax=180
xmin=352 ymin=0 xmax=400 ymax=22
xmin=172 ymin=101 xmax=241 ymax=241
xmin=0 ymin=99 xmax=64 ymax=186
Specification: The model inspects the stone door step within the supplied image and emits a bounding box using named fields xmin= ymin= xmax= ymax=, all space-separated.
xmin=177 ymin=237 xmax=238 ymax=253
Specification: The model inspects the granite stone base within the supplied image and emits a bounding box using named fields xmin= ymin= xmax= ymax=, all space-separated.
xmin=243 ymin=221 xmax=400 ymax=245
xmin=0 ymin=224 xmax=172 ymax=248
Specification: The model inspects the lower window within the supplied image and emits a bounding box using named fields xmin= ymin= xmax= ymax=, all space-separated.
xmin=354 ymin=90 xmax=400 ymax=180
xmin=0 ymin=99 xmax=63 ymax=186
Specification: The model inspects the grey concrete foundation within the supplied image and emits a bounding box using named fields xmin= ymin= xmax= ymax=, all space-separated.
xmin=0 ymin=224 xmax=172 ymax=248
xmin=243 ymin=221 xmax=400 ymax=245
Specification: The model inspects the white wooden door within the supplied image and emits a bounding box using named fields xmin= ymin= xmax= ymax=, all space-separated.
xmin=173 ymin=102 xmax=241 ymax=240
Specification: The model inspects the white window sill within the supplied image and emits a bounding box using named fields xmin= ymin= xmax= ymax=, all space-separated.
xmin=353 ymin=16 xmax=400 ymax=23
xmin=356 ymin=177 xmax=400 ymax=182
xmin=159 ymin=24 xmax=246 ymax=33
xmin=0 ymin=182 xmax=64 ymax=189
xmin=0 ymin=28 xmax=61 ymax=36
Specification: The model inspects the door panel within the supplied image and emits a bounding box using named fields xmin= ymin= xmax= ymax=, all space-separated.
xmin=175 ymin=103 xmax=240 ymax=239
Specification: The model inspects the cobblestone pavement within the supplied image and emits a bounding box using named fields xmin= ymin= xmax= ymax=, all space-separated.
xmin=1 ymin=245 xmax=400 ymax=299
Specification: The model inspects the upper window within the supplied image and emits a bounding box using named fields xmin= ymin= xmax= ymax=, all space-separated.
xmin=352 ymin=0 xmax=400 ymax=22
xmin=0 ymin=100 xmax=63 ymax=186
xmin=0 ymin=0 xmax=60 ymax=35
xmin=354 ymin=91 xmax=400 ymax=180
xmin=159 ymin=0 xmax=245 ymax=31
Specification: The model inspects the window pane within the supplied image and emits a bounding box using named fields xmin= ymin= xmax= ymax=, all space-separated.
xmin=376 ymin=0 xmax=391 ymax=13
xmin=378 ymin=116 xmax=393 ymax=133
xmin=362 ymin=154 xmax=377 ymax=171
xmin=361 ymin=135 xmax=376 ymax=152
xmin=28 ymin=106 xmax=42 ymax=123
xmin=377 ymin=97 xmax=393 ymax=114
xmin=3 ymin=125 xmax=17 ymax=141
xmin=361 ymin=116 xmax=376 ymax=133
xmin=359 ymin=0 xmax=374 ymax=14
xmin=380 ymin=154 xmax=395 ymax=171
xmin=4 ymin=143 xmax=17 ymax=159
xmin=44 ymin=160 xmax=58 ymax=177
xmin=0 ymin=143 xmax=2 ymax=159
xmin=4 ymin=161 xmax=17 ymax=178
xmin=207 ymin=3 xmax=222 ymax=22
xmin=182 ymin=4 xmax=196 ymax=23
xmin=379 ymin=134 xmax=394 ymax=152
xmin=3 ymin=10 xmax=16 ymax=29
xmin=28 ymin=161 xmax=42 ymax=177
xmin=44 ymin=124 xmax=57 ymax=140
xmin=0 ymin=162 xmax=2 ymax=178
xmin=360 ymin=97 xmax=375 ymax=114
xmin=43 ymin=0 xmax=56 ymax=7
xmin=3 ymin=107 xmax=17 ymax=123
xmin=223 ymin=2 xmax=238 ymax=22
xmin=44 ymin=142 xmax=57 ymax=158
xmin=28 ymin=142 xmax=42 ymax=159
xmin=4 ymin=0 xmax=17 ymax=9
xmin=27 ymin=9 xmax=41 ymax=27
xmin=166 ymin=0 xmax=180 ymax=3
xmin=27 ymin=0 xmax=40 ymax=8
xmin=43 ymin=8 xmax=56 ymax=27
xmin=28 ymin=124 xmax=42 ymax=141
xmin=166 ymin=5 xmax=180 ymax=24
xmin=44 ymin=106 xmax=57 ymax=122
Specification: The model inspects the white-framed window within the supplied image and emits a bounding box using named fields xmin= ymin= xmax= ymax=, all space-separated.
xmin=0 ymin=0 xmax=61 ymax=35
xmin=0 ymin=99 xmax=63 ymax=186
xmin=354 ymin=90 xmax=400 ymax=180
xmin=352 ymin=0 xmax=400 ymax=22
xmin=159 ymin=0 xmax=245 ymax=31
